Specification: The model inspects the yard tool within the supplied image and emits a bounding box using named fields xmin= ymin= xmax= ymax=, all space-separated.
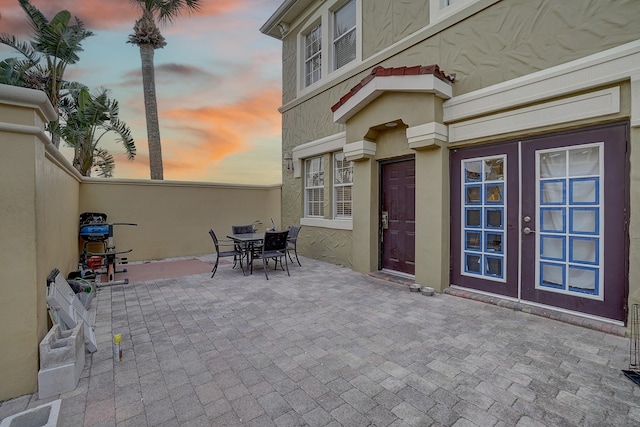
xmin=78 ymin=212 xmax=137 ymax=287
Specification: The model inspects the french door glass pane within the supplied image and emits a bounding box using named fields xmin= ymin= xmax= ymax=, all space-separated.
xmin=536 ymin=144 xmax=603 ymax=298
xmin=570 ymin=178 xmax=598 ymax=204
xmin=569 ymin=146 xmax=599 ymax=176
xmin=461 ymin=156 xmax=506 ymax=282
xmin=541 ymin=180 xmax=565 ymax=204
xmin=539 ymin=152 xmax=566 ymax=178
xmin=541 ymin=236 xmax=565 ymax=260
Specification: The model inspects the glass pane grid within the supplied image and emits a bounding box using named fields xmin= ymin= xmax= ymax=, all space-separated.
xmin=305 ymin=157 xmax=324 ymax=217
xmin=304 ymin=25 xmax=322 ymax=86
xmin=536 ymin=144 xmax=603 ymax=298
xmin=461 ymin=156 xmax=506 ymax=281
xmin=334 ymin=153 xmax=353 ymax=219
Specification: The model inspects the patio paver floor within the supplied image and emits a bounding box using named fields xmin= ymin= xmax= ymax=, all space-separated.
xmin=1 ymin=255 xmax=639 ymax=426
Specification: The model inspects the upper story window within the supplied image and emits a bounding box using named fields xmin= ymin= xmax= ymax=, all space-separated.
xmin=333 ymin=0 xmax=356 ymax=71
xmin=333 ymin=152 xmax=353 ymax=218
xmin=305 ymin=156 xmax=325 ymax=217
xmin=300 ymin=0 xmax=360 ymax=91
xmin=304 ymin=24 xmax=322 ymax=87
xmin=429 ymin=0 xmax=482 ymax=24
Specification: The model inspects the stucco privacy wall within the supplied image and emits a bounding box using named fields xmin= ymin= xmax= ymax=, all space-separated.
xmin=0 ymin=83 xmax=282 ymax=401
xmin=0 ymin=84 xmax=79 ymax=401
xmin=79 ymin=180 xmax=281 ymax=262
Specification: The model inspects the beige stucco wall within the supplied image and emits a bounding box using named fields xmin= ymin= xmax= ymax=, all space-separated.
xmin=0 ymin=85 xmax=79 ymax=401
xmin=0 ymin=84 xmax=283 ymax=401
xmin=361 ymin=0 xmax=431 ymax=61
xmin=79 ymin=180 xmax=281 ymax=262
xmin=279 ymin=0 xmax=640 ymax=266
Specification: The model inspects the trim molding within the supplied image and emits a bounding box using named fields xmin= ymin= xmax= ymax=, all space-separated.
xmin=344 ymin=140 xmax=376 ymax=161
xmin=632 ymin=72 xmax=640 ymax=128
xmin=333 ymin=74 xmax=452 ymax=124
xmin=300 ymin=217 xmax=353 ymax=230
xmin=448 ymin=87 xmax=621 ymax=143
xmin=292 ymin=132 xmax=346 ymax=177
xmin=407 ymin=122 xmax=448 ymax=149
xmin=444 ymin=39 xmax=640 ymax=126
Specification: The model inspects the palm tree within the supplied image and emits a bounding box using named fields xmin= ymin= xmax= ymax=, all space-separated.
xmin=127 ymin=0 xmax=201 ymax=180
xmin=60 ymin=87 xmax=136 ymax=177
xmin=0 ymin=0 xmax=94 ymax=148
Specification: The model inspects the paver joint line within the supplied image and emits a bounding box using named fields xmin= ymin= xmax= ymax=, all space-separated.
xmin=1 ymin=256 xmax=638 ymax=427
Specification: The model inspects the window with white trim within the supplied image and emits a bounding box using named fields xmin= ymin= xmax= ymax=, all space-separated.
xmin=333 ymin=152 xmax=353 ymax=218
xmin=333 ymin=0 xmax=356 ymax=71
xmin=304 ymin=24 xmax=322 ymax=87
xmin=300 ymin=0 xmax=360 ymax=90
xmin=305 ymin=156 xmax=324 ymax=217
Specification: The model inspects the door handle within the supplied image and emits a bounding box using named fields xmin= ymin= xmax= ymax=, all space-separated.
xmin=523 ymin=227 xmax=535 ymax=235
xmin=381 ymin=211 xmax=389 ymax=229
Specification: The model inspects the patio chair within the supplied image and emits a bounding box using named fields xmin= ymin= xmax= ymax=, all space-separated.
xmin=232 ymin=224 xmax=254 ymax=234
xmin=232 ymin=224 xmax=259 ymax=264
xmin=286 ymin=225 xmax=302 ymax=266
xmin=251 ymin=230 xmax=290 ymax=280
xmin=209 ymin=230 xmax=244 ymax=277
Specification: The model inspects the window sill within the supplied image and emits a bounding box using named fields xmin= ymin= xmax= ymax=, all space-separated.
xmin=300 ymin=217 xmax=353 ymax=230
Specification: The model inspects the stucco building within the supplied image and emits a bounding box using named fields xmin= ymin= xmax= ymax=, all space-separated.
xmin=261 ymin=0 xmax=640 ymax=327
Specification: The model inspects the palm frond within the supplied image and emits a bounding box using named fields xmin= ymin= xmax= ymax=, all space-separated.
xmin=92 ymin=148 xmax=115 ymax=178
xmin=0 ymin=34 xmax=40 ymax=63
xmin=19 ymin=0 xmax=50 ymax=34
xmin=157 ymin=0 xmax=202 ymax=24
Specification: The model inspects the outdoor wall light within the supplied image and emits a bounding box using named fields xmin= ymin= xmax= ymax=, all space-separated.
xmin=278 ymin=22 xmax=289 ymax=37
xmin=284 ymin=153 xmax=294 ymax=173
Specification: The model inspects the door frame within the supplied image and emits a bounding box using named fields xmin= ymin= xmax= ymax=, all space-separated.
xmin=449 ymin=122 xmax=630 ymax=323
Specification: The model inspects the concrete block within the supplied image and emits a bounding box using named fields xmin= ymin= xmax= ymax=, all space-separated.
xmin=38 ymin=322 xmax=85 ymax=399
xmin=0 ymin=399 xmax=60 ymax=427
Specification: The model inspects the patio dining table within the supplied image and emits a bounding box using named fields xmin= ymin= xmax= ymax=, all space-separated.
xmin=227 ymin=232 xmax=264 ymax=273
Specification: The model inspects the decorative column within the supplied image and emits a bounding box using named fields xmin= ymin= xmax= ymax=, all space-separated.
xmin=407 ymin=122 xmax=450 ymax=292
xmin=345 ymin=140 xmax=379 ymax=273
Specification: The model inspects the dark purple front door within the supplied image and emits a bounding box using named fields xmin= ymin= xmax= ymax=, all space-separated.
xmin=381 ymin=158 xmax=415 ymax=275
xmin=451 ymin=122 xmax=629 ymax=322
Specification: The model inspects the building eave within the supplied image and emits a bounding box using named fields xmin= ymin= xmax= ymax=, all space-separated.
xmin=260 ymin=0 xmax=315 ymax=40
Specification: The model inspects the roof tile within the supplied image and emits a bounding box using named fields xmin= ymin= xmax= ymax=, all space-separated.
xmin=331 ymin=64 xmax=453 ymax=113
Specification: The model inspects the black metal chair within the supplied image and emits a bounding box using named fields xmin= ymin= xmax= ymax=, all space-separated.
xmin=209 ymin=230 xmax=244 ymax=277
xmin=231 ymin=224 xmax=254 ymax=234
xmin=286 ymin=225 xmax=302 ymax=266
xmin=251 ymin=230 xmax=290 ymax=280
xmin=232 ymin=224 xmax=258 ymax=266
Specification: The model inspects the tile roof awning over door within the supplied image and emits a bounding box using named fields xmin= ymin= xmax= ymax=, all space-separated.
xmin=331 ymin=65 xmax=454 ymax=124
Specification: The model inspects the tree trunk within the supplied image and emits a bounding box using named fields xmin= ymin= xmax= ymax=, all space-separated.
xmin=139 ymin=43 xmax=164 ymax=180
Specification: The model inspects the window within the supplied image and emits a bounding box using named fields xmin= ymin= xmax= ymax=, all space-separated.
xmin=305 ymin=156 xmax=324 ymax=217
xmin=429 ymin=0 xmax=482 ymax=24
xmin=333 ymin=0 xmax=356 ymax=71
xmin=334 ymin=152 xmax=353 ymax=218
xmin=304 ymin=24 xmax=322 ymax=87
xmin=300 ymin=0 xmax=359 ymax=89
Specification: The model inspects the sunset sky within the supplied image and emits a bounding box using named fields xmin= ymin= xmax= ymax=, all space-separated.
xmin=0 ymin=0 xmax=284 ymax=184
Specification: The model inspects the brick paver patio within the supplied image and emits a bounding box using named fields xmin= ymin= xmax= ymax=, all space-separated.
xmin=1 ymin=256 xmax=639 ymax=426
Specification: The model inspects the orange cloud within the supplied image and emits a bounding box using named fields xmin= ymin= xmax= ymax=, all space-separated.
xmin=160 ymin=87 xmax=281 ymax=176
xmin=108 ymin=86 xmax=282 ymax=181
xmin=0 ymin=0 xmax=247 ymax=35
